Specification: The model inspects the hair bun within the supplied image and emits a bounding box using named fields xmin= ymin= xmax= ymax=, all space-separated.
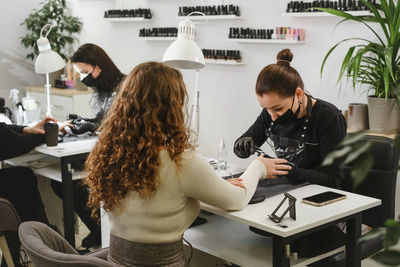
xmin=277 ymin=49 xmax=293 ymax=66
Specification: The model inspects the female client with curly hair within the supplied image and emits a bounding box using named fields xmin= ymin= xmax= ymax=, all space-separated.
xmin=84 ymin=62 xmax=276 ymax=266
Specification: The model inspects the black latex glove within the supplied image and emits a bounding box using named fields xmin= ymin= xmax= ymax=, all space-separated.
xmin=71 ymin=121 xmax=96 ymax=134
xmin=67 ymin=113 xmax=82 ymax=121
xmin=234 ymin=137 xmax=256 ymax=158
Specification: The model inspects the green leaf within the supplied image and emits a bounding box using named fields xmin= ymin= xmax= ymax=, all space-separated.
xmin=315 ymin=7 xmax=385 ymax=45
xmin=339 ymin=131 xmax=366 ymax=147
xmin=321 ymin=146 xmax=353 ymax=166
xmin=384 ymin=219 xmax=400 ymax=227
xmin=384 ymin=66 xmax=390 ymax=98
xmin=384 ymin=47 xmax=395 ymax=81
xmin=359 ymin=227 xmax=386 ymax=242
xmin=383 ymin=219 xmax=400 ymax=248
xmin=338 ymin=46 xmax=356 ymax=84
xmin=373 ymin=250 xmax=400 ymax=266
xmin=351 ymin=151 xmax=374 ymax=189
xmin=344 ymin=141 xmax=372 ymax=165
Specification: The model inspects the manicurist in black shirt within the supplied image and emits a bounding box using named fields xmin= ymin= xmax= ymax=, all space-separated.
xmin=234 ymin=49 xmax=346 ymax=188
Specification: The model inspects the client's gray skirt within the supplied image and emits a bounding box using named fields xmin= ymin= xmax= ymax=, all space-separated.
xmin=108 ymin=234 xmax=186 ymax=267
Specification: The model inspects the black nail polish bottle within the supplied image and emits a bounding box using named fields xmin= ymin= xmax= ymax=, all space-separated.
xmin=236 ymin=51 xmax=241 ymax=62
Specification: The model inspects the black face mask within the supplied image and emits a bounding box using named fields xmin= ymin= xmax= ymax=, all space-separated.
xmin=274 ymin=96 xmax=301 ymax=125
xmin=81 ymin=73 xmax=100 ymax=88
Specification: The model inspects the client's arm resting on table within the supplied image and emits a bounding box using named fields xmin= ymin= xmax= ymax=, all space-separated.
xmin=180 ymin=152 xmax=267 ymax=210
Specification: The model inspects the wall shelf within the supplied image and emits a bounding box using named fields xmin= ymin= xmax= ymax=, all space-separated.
xmin=205 ymin=59 xmax=244 ymax=66
xmin=137 ymin=37 xmax=177 ymax=41
xmin=105 ymin=17 xmax=152 ymax=22
xmin=282 ymin=10 xmax=371 ymax=17
xmin=177 ymin=15 xmax=243 ymax=20
xmin=227 ymin=39 xmax=306 ymax=44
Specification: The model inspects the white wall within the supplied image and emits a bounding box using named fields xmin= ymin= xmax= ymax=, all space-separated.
xmin=0 ymin=0 xmax=43 ymax=105
xmin=4 ymin=0 xmax=375 ymax=168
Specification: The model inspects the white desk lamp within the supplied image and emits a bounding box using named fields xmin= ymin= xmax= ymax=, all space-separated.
xmin=34 ymin=24 xmax=65 ymax=117
xmin=162 ymin=14 xmax=205 ymax=144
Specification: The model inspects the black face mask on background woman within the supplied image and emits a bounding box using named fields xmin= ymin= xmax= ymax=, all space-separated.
xmin=274 ymin=96 xmax=301 ymax=125
xmin=81 ymin=73 xmax=100 ymax=88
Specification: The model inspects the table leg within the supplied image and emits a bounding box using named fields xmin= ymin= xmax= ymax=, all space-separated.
xmin=346 ymin=213 xmax=362 ymax=267
xmin=60 ymin=157 xmax=75 ymax=247
xmin=273 ymin=236 xmax=290 ymax=267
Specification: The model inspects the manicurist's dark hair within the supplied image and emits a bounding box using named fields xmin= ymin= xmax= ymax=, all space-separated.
xmin=255 ymin=49 xmax=304 ymax=97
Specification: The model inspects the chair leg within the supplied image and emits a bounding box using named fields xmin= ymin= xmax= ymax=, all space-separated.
xmin=0 ymin=235 xmax=15 ymax=267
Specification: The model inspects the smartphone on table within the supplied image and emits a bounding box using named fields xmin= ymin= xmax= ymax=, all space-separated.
xmin=302 ymin=191 xmax=346 ymax=207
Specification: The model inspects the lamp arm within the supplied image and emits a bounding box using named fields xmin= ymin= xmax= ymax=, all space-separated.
xmin=45 ymin=73 xmax=52 ymax=117
xmin=40 ymin=24 xmax=53 ymax=38
xmin=187 ymin=11 xmax=208 ymax=24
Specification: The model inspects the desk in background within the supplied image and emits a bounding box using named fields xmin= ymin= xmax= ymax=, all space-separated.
xmin=5 ymin=138 xmax=97 ymax=247
xmin=26 ymin=86 xmax=94 ymax=122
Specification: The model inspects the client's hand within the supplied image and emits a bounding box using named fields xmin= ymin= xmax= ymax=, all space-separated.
xmin=256 ymin=155 xmax=292 ymax=179
xmin=58 ymin=121 xmax=73 ymax=134
xmin=23 ymin=116 xmax=58 ymax=134
xmin=226 ymin=178 xmax=245 ymax=188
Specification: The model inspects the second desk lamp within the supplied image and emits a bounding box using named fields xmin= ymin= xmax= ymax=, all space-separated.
xmin=162 ymin=13 xmax=206 ymax=145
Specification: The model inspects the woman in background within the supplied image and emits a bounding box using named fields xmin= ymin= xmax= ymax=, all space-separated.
xmin=51 ymin=43 xmax=125 ymax=249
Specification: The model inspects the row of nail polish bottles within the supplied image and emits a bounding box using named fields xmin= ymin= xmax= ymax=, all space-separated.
xmin=202 ymin=49 xmax=242 ymax=62
xmin=139 ymin=28 xmax=178 ymax=37
xmin=276 ymin=27 xmax=306 ymax=41
xmin=104 ymin=9 xmax=152 ymax=19
xmin=229 ymin=28 xmax=274 ymax=39
xmin=178 ymin=5 xmax=240 ymax=16
xmin=285 ymin=0 xmax=375 ymax=13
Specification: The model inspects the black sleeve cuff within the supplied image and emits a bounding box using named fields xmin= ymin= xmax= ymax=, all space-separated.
xmin=8 ymin=125 xmax=26 ymax=134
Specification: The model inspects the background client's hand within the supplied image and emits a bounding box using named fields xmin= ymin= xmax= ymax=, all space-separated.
xmin=23 ymin=116 xmax=58 ymax=135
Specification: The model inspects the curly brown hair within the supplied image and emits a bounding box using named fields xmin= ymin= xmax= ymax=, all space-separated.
xmin=83 ymin=62 xmax=192 ymax=213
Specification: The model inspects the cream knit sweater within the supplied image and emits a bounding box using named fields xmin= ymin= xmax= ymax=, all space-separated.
xmin=109 ymin=150 xmax=266 ymax=244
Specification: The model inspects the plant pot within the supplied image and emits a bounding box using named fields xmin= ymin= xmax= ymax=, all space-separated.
xmin=367 ymin=96 xmax=400 ymax=133
xmin=347 ymin=103 xmax=369 ymax=130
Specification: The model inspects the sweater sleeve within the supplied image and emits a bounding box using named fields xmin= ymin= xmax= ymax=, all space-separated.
xmin=180 ymin=153 xmax=266 ymax=211
xmin=0 ymin=123 xmax=45 ymax=161
xmin=288 ymin=111 xmax=346 ymax=188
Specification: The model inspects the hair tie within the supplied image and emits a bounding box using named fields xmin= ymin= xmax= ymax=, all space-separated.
xmin=277 ymin=59 xmax=291 ymax=65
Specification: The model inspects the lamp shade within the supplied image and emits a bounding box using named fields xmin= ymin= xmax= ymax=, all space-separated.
xmin=162 ymin=19 xmax=205 ymax=69
xmin=35 ymin=36 xmax=65 ymax=74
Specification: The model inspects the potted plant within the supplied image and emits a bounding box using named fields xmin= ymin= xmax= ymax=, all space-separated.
xmin=319 ymin=0 xmax=400 ymax=133
xmin=20 ymin=0 xmax=82 ymax=85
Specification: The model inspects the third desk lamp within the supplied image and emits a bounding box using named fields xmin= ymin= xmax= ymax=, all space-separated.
xmin=162 ymin=15 xmax=205 ymax=145
xmin=34 ymin=24 xmax=65 ymax=117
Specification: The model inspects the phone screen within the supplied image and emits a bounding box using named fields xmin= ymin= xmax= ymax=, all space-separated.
xmin=302 ymin=191 xmax=346 ymax=204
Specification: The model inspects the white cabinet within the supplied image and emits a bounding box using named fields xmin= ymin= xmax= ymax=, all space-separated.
xmin=26 ymin=87 xmax=94 ymax=122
